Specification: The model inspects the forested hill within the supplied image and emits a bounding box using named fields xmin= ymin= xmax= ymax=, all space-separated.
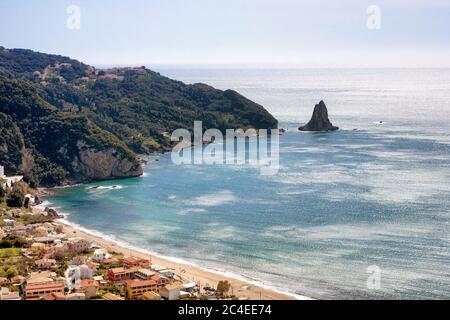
xmin=0 ymin=47 xmax=277 ymax=186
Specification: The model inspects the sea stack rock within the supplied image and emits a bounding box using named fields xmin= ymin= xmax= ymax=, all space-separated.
xmin=299 ymin=100 xmax=339 ymax=132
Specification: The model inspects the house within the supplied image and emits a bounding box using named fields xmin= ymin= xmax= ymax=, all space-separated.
xmin=69 ymin=255 xmax=87 ymax=266
xmin=106 ymin=267 xmax=138 ymax=283
xmin=25 ymin=280 xmax=65 ymax=300
xmin=10 ymin=275 xmax=25 ymax=285
xmin=33 ymin=237 xmax=55 ymax=244
xmin=183 ymin=282 xmax=198 ymax=293
xmin=151 ymin=274 xmax=170 ymax=288
xmin=141 ymin=291 xmax=161 ymax=300
xmin=65 ymin=265 xmax=95 ymax=290
xmin=159 ymin=282 xmax=183 ymax=300
xmin=75 ymin=279 xmax=99 ymax=299
xmin=30 ymin=242 xmax=46 ymax=255
xmin=102 ymin=293 xmax=124 ymax=301
xmin=26 ymin=271 xmax=58 ymax=284
xmin=3 ymin=219 xmax=15 ymax=227
xmin=124 ymin=279 xmax=158 ymax=300
xmin=67 ymin=293 xmax=86 ymax=300
xmin=67 ymin=237 xmax=91 ymax=253
xmin=101 ymin=257 xmax=122 ymax=268
xmin=0 ymin=165 xmax=23 ymax=189
xmin=93 ymin=275 xmax=108 ymax=289
xmin=85 ymin=261 xmax=97 ymax=271
xmin=123 ymin=256 xmax=150 ymax=269
xmin=158 ymin=269 xmax=175 ymax=278
xmin=92 ymin=248 xmax=110 ymax=262
xmin=35 ymin=258 xmax=57 ymax=270
xmin=53 ymin=243 xmax=69 ymax=256
xmin=42 ymin=292 xmax=66 ymax=300
xmin=0 ymin=287 xmax=21 ymax=300
xmin=134 ymin=268 xmax=156 ymax=280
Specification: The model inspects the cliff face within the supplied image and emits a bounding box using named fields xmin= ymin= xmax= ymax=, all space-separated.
xmin=73 ymin=142 xmax=143 ymax=181
xmin=0 ymin=76 xmax=142 ymax=187
xmin=299 ymin=100 xmax=339 ymax=132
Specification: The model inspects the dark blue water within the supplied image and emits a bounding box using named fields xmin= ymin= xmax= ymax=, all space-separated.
xmin=47 ymin=69 xmax=450 ymax=299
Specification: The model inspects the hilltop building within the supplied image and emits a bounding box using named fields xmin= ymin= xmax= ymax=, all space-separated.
xmin=0 ymin=165 xmax=23 ymax=189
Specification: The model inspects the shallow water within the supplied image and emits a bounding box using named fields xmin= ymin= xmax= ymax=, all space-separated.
xmin=47 ymin=68 xmax=450 ymax=299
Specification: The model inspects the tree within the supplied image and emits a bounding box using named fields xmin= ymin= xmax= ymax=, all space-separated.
xmin=6 ymin=182 xmax=26 ymax=207
xmin=23 ymin=196 xmax=30 ymax=208
xmin=217 ymin=280 xmax=231 ymax=294
xmin=0 ymin=235 xmax=26 ymax=249
xmin=0 ymin=182 xmax=6 ymax=201
xmin=6 ymin=267 xmax=18 ymax=279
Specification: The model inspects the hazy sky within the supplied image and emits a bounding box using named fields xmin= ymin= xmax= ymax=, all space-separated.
xmin=1 ymin=0 xmax=449 ymax=67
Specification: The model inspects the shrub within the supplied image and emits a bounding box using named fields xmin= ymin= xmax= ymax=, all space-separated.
xmin=217 ymin=280 xmax=231 ymax=294
xmin=6 ymin=182 xmax=27 ymax=207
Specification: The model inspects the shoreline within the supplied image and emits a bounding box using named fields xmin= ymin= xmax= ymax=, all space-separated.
xmin=33 ymin=202 xmax=309 ymax=300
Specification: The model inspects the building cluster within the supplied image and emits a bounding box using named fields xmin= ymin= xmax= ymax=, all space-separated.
xmin=0 ymin=207 xmax=208 ymax=301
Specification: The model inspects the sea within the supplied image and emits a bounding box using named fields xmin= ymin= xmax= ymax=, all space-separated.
xmin=46 ymin=68 xmax=450 ymax=299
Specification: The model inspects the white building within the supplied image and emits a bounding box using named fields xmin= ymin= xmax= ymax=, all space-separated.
xmin=134 ymin=268 xmax=156 ymax=280
xmin=0 ymin=165 xmax=23 ymax=189
xmin=0 ymin=287 xmax=21 ymax=300
xmin=66 ymin=293 xmax=86 ymax=300
xmin=159 ymin=283 xmax=183 ymax=300
xmin=92 ymin=248 xmax=110 ymax=262
xmin=65 ymin=265 xmax=95 ymax=290
xmin=67 ymin=238 xmax=91 ymax=254
xmin=3 ymin=219 xmax=15 ymax=227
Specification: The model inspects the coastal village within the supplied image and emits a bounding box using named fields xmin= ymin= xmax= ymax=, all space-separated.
xmin=0 ymin=165 xmax=246 ymax=301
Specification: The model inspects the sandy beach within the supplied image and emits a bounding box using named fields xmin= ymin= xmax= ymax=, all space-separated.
xmin=59 ymin=222 xmax=296 ymax=300
xmin=32 ymin=204 xmax=297 ymax=300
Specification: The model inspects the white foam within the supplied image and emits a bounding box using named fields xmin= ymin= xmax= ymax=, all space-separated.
xmin=87 ymin=185 xmax=124 ymax=191
xmin=183 ymin=190 xmax=237 ymax=207
xmin=35 ymin=200 xmax=52 ymax=210
xmin=178 ymin=208 xmax=206 ymax=215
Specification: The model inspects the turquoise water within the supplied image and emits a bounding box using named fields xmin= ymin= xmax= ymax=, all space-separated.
xmin=47 ymin=69 xmax=450 ymax=299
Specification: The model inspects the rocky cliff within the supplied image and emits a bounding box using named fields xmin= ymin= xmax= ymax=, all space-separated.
xmin=299 ymin=100 xmax=339 ymax=132
xmin=0 ymin=76 xmax=142 ymax=186
xmin=73 ymin=142 xmax=143 ymax=181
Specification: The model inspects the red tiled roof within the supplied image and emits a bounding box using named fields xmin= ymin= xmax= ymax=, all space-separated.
xmin=123 ymin=257 xmax=149 ymax=263
xmin=42 ymin=292 xmax=66 ymax=300
xmin=26 ymin=281 xmax=64 ymax=291
xmin=79 ymin=279 xmax=99 ymax=288
xmin=124 ymin=279 xmax=157 ymax=288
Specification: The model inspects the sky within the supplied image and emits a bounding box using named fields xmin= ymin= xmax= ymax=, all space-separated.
xmin=0 ymin=0 xmax=449 ymax=67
